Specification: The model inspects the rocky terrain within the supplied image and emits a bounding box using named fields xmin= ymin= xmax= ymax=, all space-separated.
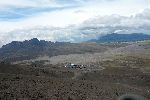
xmin=0 ymin=40 xmax=150 ymax=100
xmin=0 ymin=38 xmax=125 ymax=63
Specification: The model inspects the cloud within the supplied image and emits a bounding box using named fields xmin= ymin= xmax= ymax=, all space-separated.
xmin=135 ymin=8 xmax=150 ymax=20
xmin=0 ymin=0 xmax=81 ymax=21
xmin=0 ymin=0 xmax=66 ymax=8
xmin=0 ymin=0 xmax=150 ymax=47
xmin=1 ymin=7 xmax=150 ymax=47
xmin=76 ymin=7 xmax=150 ymax=37
xmin=0 ymin=6 xmax=79 ymax=21
xmin=0 ymin=26 xmax=86 ymax=46
xmin=1 ymin=0 xmax=150 ymax=21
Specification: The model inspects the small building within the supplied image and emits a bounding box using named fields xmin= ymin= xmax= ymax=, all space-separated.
xmin=65 ymin=63 xmax=79 ymax=68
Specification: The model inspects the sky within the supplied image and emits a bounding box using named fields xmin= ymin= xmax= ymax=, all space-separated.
xmin=0 ymin=0 xmax=150 ymax=46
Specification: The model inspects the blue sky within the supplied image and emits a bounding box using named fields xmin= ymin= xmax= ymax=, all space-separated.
xmin=0 ymin=0 xmax=149 ymax=21
xmin=0 ymin=0 xmax=150 ymax=46
xmin=0 ymin=0 xmax=80 ymax=21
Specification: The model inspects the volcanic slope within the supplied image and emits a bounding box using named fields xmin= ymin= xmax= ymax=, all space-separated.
xmin=0 ymin=41 xmax=150 ymax=100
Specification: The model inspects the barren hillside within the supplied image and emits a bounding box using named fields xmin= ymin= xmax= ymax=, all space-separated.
xmin=0 ymin=41 xmax=150 ymax=100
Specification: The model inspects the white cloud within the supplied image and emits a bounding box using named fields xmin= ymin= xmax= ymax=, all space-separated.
xmin=0 ymin=0 xmax=63 ymax=9
xmin=1 ymin=7 xmax=150 ymax=47
xmin=0 ymin=7 xmax=92 ymax=32
xmin=0 ymin=26 xmax=86 ymax=47
xmin=0 ymin=0 xmax=150 ymax=47
xmin=78 ymin=9 xmax=150 ymax=37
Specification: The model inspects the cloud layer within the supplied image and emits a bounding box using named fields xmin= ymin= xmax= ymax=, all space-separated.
xmin=0 ymin=0 xmax=150 ymax=46
xmin=1 ymin=7 xmax=150 ymax=47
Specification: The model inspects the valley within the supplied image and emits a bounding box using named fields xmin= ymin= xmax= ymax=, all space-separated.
xmin=0 ymin=40 xmax=150 ymax=100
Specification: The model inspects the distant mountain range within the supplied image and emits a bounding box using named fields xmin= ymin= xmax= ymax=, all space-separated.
xmin=0 ymin=38 xmax=110 ymax=62
xmin=89 ymin=33 xmax=150 ymax=43
xmin=1 ymin=33 xmax=149 ymax=62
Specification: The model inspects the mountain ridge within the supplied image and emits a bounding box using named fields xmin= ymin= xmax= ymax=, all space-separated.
xmin=89 ymin=33 xmax=150 ymax=43
xmin=0 ymin=38 xmax=111 ymax=62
